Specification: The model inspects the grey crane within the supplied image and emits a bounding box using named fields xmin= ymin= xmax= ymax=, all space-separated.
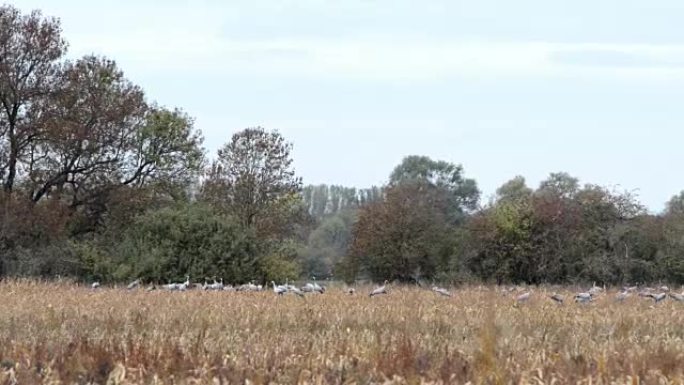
xmin=549 ymin=293 xmax=564 ymax=304
xmin=574 ymin=292 xmax=593 ymax=304
xmin=370 ymin=280 xmax=389 ymax=297
xmin=127 ymin=279 xmax=141 ymax=290
xmin=669 ymin=292 xmax=684 ymax=302
xmin=272 ymin=281 xmax=287 ymax=295
xmin=432 ymin=286 xmax=452 ymax=297
xmin=648 ymin=292 xmax=667 ymax=303
xmin=615 ymin=291 xmax=630 ymax=302
xmin=516 ymin=292 xmax=531 ymax=303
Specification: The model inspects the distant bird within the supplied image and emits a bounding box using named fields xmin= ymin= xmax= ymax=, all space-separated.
xmin=574 ymin=292 xmax=593 ymax=304
xmin=302 ymin=282 xmax=324 ymax=293
xmin=516 ymin=292 xmax=531 ymax=303
xmin=588 ymin=283 xmax=603 ymax=295
xmin=432 ymin=286 xmax=452 ymax=297
xmin=91 ymin=282 xmax=101 ymax=289
xmin=370 ymin=280 xmax=389 ymax=297
xmin=206 ymin=278 xmax=223 ymax=291
xmin=272 ymin=281 xmax=287 ymax=295
xmin=239 ymin=282 xmax=259 ymax=292
xmin=163 ymin=282 xmax=179 ymax=291
xmin=127 ymin=279 xmax=141 ymax=290
xmin=288 ymin=286 xmax=306 ymax=298
xmin=668 ymin=293 xmax=684 ymax=302
xmin=549 ymin=293 xmax=564 ymax=304
xmin=177 ymin=276 xmax=190 ymax=291
xmin=615 ymin=291 xmax=630 ymax=302
xmin=312 ymin=277 xmax=325 ymax=293
xmin=648 ymin=293 xmax=667 ymax=303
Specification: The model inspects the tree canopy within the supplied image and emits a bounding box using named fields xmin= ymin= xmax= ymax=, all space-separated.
xmin=1 ymin=4 xmax=683 ymax=286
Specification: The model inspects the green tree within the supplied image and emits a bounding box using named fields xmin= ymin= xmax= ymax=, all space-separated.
xmin=85 ymin=203 xmax=258 ymax=283
xmin=496 ymin=176 xmax=532 ymax=203
xmin=389 ymin=155 xmax=479 ymax=222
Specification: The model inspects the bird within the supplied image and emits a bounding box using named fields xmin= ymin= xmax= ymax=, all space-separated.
xmin=574 ymin=292 xmax=593 ymax=304
xmin=239 ymin=282 xmax=259 ymax=292
xmin=126 ymin=279 xmax=141 ymax=290
xmin=549 ymin=293 xmax=564 ymax=304
xmin=163 ymin=282 xmax=179 ymax=291
xmin=588 ymin=283 xmax=603 ymax=296
xmin=370 ymin=280 xmax=389 ymax=297
xmin=272 ymin=281 xmax=287 ymax=295
xmin=648 ymin=293 xmax=667 ymax=303
xmin=668 ymin=292 xmax=684 ymax=302
xmin=516 ymin=292 xmax=531 ymax=303
xmin=91 ymin=282 xmax=100 ymax=289
xmin=432 ymin=286 xmax=452 ymax=297
xmin=301 ymin=283 xmax=315 ymax=293
xmin=311 ymin=277 xmax=325 ymax=293
xmin=177 ymin=276 xmax=190 ymax=291
xmin=206 ymin=278 xmax=223 ymax=291
xmin=615 ymin=291 xmax=630 ymax=302
xmin=288 ymin=286 xmax=306 ymax=298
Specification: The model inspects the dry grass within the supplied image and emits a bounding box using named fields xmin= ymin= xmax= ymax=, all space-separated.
xmin=1 ymin=280 xmax=684 ymax=384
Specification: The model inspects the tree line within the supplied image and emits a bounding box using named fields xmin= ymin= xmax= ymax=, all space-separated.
xmin=1 ymin=5 xmax=683 ymax=285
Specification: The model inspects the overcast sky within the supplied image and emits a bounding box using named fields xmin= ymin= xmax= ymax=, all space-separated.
xmin=16 ymin=0 xmax=684 ymax=212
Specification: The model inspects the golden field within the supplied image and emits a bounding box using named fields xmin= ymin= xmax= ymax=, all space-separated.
xmin=0 ymin=280 xmax=683 ymax=385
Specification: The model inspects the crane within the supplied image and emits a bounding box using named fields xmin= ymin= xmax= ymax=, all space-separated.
xmin=549 ymin=293 xmax=564 ymax=304
xmin=574 ymin=292 xmax=593 ymax=304
xmin=516 ymin=292 xmax=531 ymax=303
xmin=127 ymin=279 xmax=141 ymax=290
xmin=370 ymin=280 xmax=389 ymax=297
xmin=648 ymin=292 xmax=667 ymax=303
xmin=432 ymin=286 xmax=452 ymax=297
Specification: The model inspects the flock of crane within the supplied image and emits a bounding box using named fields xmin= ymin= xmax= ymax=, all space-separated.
xmin=89 ymin=278 xmax=684 ymax=304
xmin=513 ymin=283 xmax=684 ymax=305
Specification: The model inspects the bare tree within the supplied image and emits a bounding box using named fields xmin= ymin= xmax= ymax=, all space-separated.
xmin=0 ymin=5 xmax=66 ymax=193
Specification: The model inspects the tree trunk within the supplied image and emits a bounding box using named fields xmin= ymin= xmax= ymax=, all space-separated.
xmin=3 ymin=129 xmax=17 ymax=194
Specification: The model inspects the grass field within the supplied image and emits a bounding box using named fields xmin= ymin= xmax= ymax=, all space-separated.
xmin=1 ymin=280 xmax=683 ymax=384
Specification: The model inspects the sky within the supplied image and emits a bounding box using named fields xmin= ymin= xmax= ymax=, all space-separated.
xmin=15 ymin=0 xmax=684 ymax=212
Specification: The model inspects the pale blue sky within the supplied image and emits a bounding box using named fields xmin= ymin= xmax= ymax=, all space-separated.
xmin=16 ymin=0 xmax=684 ymax=212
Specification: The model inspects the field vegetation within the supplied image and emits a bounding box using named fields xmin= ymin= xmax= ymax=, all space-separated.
xmin=1 ymin=280 xmax=683 ymax=384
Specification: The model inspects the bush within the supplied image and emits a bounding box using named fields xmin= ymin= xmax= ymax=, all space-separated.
xmin=91 ymin=203 xmax=260 ymax=283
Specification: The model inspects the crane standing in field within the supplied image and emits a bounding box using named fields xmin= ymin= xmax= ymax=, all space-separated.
xmin=272 ymin=281 xmax=287 ymax=295
xmin=574 ymin=292 xmax=593 ymax=304
xmin=370 ymin=280 xmax=389 ymax=297
xmin=648 ymin=292 xmax=667 ymax=303
xmin=127 ymin=279 xmax=141 ymax=290
xmin=432 ymin=286 xmax=452 ymax=297
xmin=516 ymin=292 xmax=531 ymax=304
xmin=615 ymin=291 xmax=630 ymax=302
xmin=669 ymin=292 xmax=684 ymax=302
xmin=549 ymin=293 xmax=564 ymax=304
